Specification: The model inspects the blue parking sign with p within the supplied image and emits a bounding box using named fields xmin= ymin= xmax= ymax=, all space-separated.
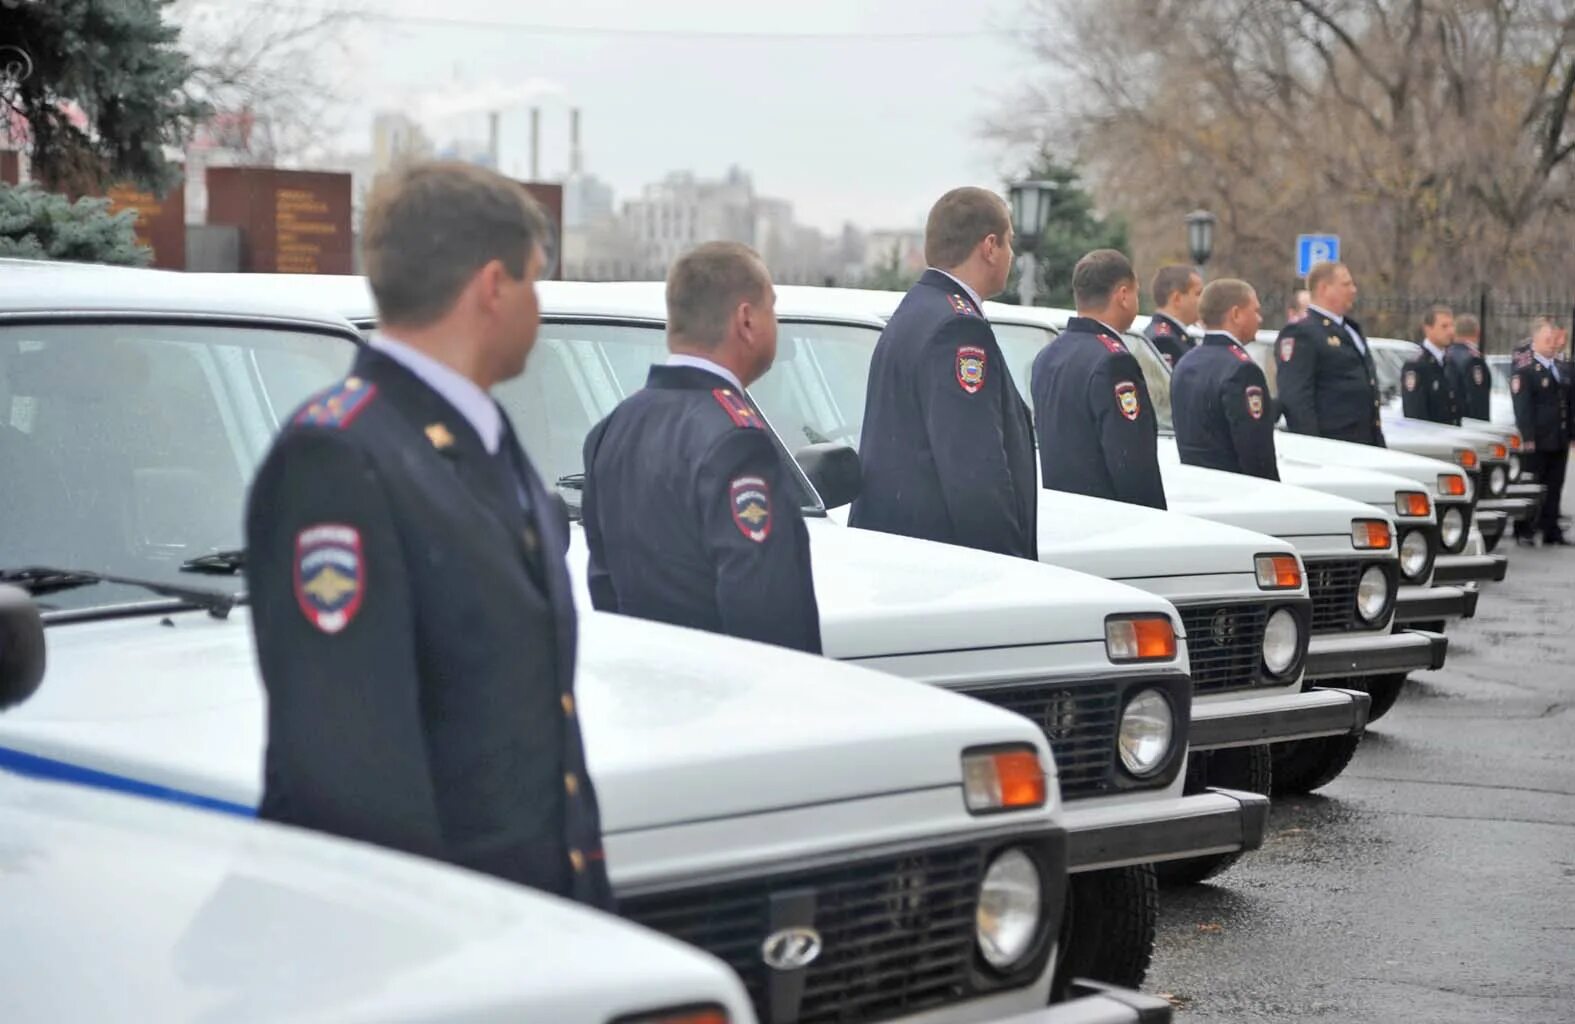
xmin=1296 ymin=234 xmax=1340 ymax=277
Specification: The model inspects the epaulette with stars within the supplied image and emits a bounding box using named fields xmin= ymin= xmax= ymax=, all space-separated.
xmin=711 ymin=387 xmax=762 ymax=429
xmin=1095 ymin=333 xmax=1126 ymax=355
xmin=295 ymin=376 xmax=377 ymax=429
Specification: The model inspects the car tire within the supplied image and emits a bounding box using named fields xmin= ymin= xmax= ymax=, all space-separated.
xmin=1050 ymin=864 xmax=1157 ymax=1000
xmin=1155 ymin=744 xmax=1272 ymax=886
xmin=1270 ymin=733 xmax=1363 ymax=794
xmin=1358 ymin=673 xmax=1407 ymax=722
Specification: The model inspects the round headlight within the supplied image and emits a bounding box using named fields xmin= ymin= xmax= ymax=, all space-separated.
xmin=1440 ymin=507 xmax=1465 ymax=549
xmin=1262 ymin=607 xmax=1300 ymax=678
xmin=976 ymin=848 xmax=1042 ymax=971
xmin=1488 ymin=465 xmax=1507 ymax=497
xmin=1118 ymin=688 xmax=1174 ymax=776
xmin=1399 ymin=529 xmax=1430 ymax=580
xmin=1356 ymin=565 xmax=1390 ymax=624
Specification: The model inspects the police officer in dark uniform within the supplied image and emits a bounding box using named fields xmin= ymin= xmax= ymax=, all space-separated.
xmin=1143 ymin=264 xmax=1202 ymax=369
xmin=1275 ymin=260 xmax=1386 ymax=446
xmin=245 ymin=162 xmax=612 ymax=908
xmin=1171 ymin=279 xmax=1279 ymax=480
xmin=582 ymin=242 xmax=821 ymax=653
xmin=1446 ymin=313 xmax=1492 ymax=421
xmin=1511 ymin=317 xmax=1571 ymax=545
xmin=1400 ymin=305 xmax=1462 ymax=425
xmin=851 ymin=187 xmax=1037 ymax=559
xmin=1032 ymin=249 xmax=1168 ymax=509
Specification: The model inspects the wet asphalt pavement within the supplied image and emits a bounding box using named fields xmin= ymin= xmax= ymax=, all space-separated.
xmin=1148 ymin=480 xmax=1575 ymax=1022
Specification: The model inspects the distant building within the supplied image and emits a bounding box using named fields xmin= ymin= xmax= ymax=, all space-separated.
xmin=564 ymin=173 xmax=614 ymax=230
xmin=624 ymin=166 xmax=756 ymax=274
xmin=861 ymin=228 xmax=926 ymax=280
xmin=371 ymin=112 xmax=433 ymax=173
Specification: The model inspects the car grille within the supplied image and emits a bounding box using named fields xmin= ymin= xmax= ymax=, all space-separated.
xmin=622 ymin=843 xmax=998 ymax=1024
xmin=959 ymin=681 xmax=1118 ymax=798
xmin=1177 ymin=603 xmax=1267 ymax=694
xmin=1306 ymin=559 xmax=1361 ymax=634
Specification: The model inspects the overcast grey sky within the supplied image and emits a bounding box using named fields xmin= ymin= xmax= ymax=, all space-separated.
xmin=313 ymin=0 xmax=1041 ymax=232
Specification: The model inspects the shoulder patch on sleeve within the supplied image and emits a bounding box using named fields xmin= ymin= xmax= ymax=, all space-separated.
xmin=1114 ymin=380 xmax=1141 ymax=421
xmin=1403 ymin=369 xmax=1418 ymax=392
xmin=1511 ymin=374 xmax=1522 ymax=394
xmin=729 ymin=475 xmax=772 ymax=542
xmin=947 ymin=294 xmax=977 ymax=316
xmin=1473 ymin=366 xmax=1485 ymax=386
xmin=955 ymin=345 xmax=987 ymax=393
xmin=295 ymin=523 xmax=364 ymax=633
xmin=1278 ymin=336 xmax=1295 ymax=362
xmin=711 ymin=388 xmax=762 ymax=429
xmin=295 ymin=377 xmax=376 ymax=429
xmin=1245 ymin=385 xmax=1265 ymax=419
xmin=1153 ymin=319 xmax=1172 ymax=336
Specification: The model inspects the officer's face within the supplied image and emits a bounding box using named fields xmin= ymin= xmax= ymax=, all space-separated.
xmin=1320 ymin=266 xmax=1357 ymax=316
xmin=1425 ymin=313 xmax=1455 ymax=346
xmin=497 ymin=243 xmax=547 ymax=381
xmin=1176 ymin=274 xmax=1203 ymax=325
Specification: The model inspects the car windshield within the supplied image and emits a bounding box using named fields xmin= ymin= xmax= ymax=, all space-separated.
xmin=0 ymin=322 xmax=353 ymax=612
xmin=1246 ymin=339 xmax=1279 ymax=398
xmin=1486 ymin=355 xmax=1513 ymax=396
xmin=499 ymin=320 xmax=824 ymax=512
xmin=1370 ymin=344 xmax=1411 ymax=401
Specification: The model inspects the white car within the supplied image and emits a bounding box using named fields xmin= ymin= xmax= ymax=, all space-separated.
xmin=1245 ymin=332 xmax=1532 ymax=568
xmin=0 ymin=265 xmax=1231 ymax=1013
xmin=199 ymin=271 xmax=1291 ymax=981
xmin=0 ymin=767 xmax=759 ymax=1023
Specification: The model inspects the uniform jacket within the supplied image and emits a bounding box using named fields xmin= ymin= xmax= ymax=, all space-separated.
xmin=582 ymin=363 xmax=821 ymax=654
xmin=1275 ymin=312 xmax=1385 ymax=445
xmin=1400 ymin=344 xmax=1461 ymax=425
xmin=245 ymin=346 xmax=612 ymax=908
xmin=849 ymin=269 xmax=1038 ymax=559
xmin=1143 ymin=312 xmax=1194 ymax=370
xmin=1170 ymin=332 xmax=1280 ymax=480
xmin=1031 ymin=316 xmax=1168 ymax=510
xmin=1511 ymin=354 xmax=1571 ymax=452
xmin=1444 ymin=342 xmax=1491 ymax=421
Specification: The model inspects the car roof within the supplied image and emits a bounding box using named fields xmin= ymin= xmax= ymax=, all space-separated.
xmin=0 ymin=264 xmax=360 ymax=332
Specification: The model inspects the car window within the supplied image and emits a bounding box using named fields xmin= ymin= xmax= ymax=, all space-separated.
xmin=991 ymin=322 xmax=1051 ymax=409
xmin=1487 ymin=355 xmax=1512 ymax=396
xmin=1120 ymin=331 xmax=1175 ymax=432
xmin=496 ymin=320 xmax=823 ymax=511
xmin=0 ymin=323 xmax=351 ymax=611
xmin=1247 ymin=340 xmax=1278 ymax=398
xmin=1370 ymin=345 xmax=1410 ymax=400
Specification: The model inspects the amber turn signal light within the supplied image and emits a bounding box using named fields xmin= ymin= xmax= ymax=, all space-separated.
xmin=1455 ymin=448 xmax=1478 ymax=469
xmin=1491 ymin=443 xmax=1508 ymax=460
xmin=1105 ymin=615 xmax=1178 ymax=662
xmin=1351 ymin=519 xmax=1393 ymax=550
xmin=963 ymin=747 xmax=1048 ymax=813
xmin=1254 ymin=553 xmax=1303 ymax=590
xmin=1437 ymin=474 xmax=1467 ymax=497
xmin=1395 ymin=491 xmax=1432 ymax=518
xmin=617 ymin=1007 xmax=730 ymax=1024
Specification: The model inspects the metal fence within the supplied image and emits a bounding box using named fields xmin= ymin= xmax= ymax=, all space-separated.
xmin=1259 ymin=288 xmax=1575 ymax=353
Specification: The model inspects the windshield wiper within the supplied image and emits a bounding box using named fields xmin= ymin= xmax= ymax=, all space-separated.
xmin=0 ymin=566 xmax=243 ymax=620
xmin=179 ymin=549 xmax=246 ymax=576
xmin=555 ymin=472 xmax=585 ymax=491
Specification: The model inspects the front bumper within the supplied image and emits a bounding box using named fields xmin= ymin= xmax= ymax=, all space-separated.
xmin=1005 ymin=981 xmax=1173 ymax=1024
xmin=1190 ymin=687 xmax=1369 ymax=750
xmin=1506 ymin=481 xmax=1544 ymax=501
xmin=1304 ymin=628 xmax=1447 ymax=680
xmin=1432 ymin=553 xmax=1508 ymax=585
xmin=1476 ymin=510 xmax=1507 ymax=550
xmin=1478 ymin=496 xmax=1537 ymax=522
xmin=1395 ymin=583 xmax=1476 ymax=623
xmin=1065 ymin=787 xmax=1268 ymax=873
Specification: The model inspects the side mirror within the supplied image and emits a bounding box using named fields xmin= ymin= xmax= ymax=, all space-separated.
xmin=796 ymin=442 xmax=862 ymax=510
xmin=0 ymin=584 xmax=46 ymax=711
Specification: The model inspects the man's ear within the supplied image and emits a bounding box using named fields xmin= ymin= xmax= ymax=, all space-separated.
xmin=473 ymin=260 xmax=507 ymax=315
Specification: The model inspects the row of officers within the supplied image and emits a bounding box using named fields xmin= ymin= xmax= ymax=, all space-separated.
xmin=242 ymin=166 xmax=1569 ymax=912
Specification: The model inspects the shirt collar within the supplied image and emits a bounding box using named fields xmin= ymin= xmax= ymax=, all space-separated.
xmin=1423 ymin=340 xmax=1447 ymax=363
xmin=1205 ymin=329 xmax=1241 ymax=344
xmin=1535 ymin=352 xmax=1560 ymax=371
xmin=665 ymin=353 xmax=744 ymax=393
xmin=1092 ymin=318 xmax=1125 ymax=340
xmin=369 ymin=331 xmax=502 ymax=454
xmin=930 ymin=268 xmax=984 ymax=312
xmin=1307 ymin=303 xmax=1343 ymax=325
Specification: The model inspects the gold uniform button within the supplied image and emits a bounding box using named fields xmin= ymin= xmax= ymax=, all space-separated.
xmin=345 ymin=376 xmax=363 ymax=389
xmin=564 ymin=772 xmax=579 ymax=796
xmin=569 ymin=848 xmax=586 ymax=872
xmin=561 ymin=693 xmax=575 ymax=716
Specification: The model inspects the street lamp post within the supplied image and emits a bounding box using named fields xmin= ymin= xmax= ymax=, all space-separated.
xmin=1009 ymin=179 xmax=1057 ymax=306
xmin=1185 ymin=209 xmax=1217 ymax=276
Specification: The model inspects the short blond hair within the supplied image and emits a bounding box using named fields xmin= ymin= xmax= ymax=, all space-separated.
xmin=1305 ymin=260 xmax=1347 ymax=293
xmin=666 ymin=242 xmax=771 ymax=349
xmin=924 ymin=187 xmax=1010 ymax=268
xmin=1199 ymin=279 xmax=1256 ymax=328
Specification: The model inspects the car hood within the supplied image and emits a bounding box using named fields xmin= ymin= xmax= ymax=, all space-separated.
xmin=1272 ymin=432 xmax=1459 ymax=491
xmin=567 ymin=520 xmax=1176 ymax=656
xmin=0 ymin=610 xmax=1050 ymax=836
xmin=1028 ymin=490 xmax=1293 ymax=582
xmin=1156 ymin=443 xmax=1399 ymax=532
xmin=0 ymin=774 xmax=749 ymax=1023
